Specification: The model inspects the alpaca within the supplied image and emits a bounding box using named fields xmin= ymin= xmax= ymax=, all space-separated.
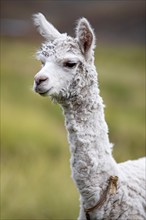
xmin=32 ymin=13 xmax=146 ymax=220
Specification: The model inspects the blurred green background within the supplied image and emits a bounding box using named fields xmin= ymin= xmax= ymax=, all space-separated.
xmin=1 ymin=1 xmax=145 ymax=219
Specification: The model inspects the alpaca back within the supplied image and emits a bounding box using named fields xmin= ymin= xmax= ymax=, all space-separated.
xmin=118 ymin=157 xmax=146 ymax=219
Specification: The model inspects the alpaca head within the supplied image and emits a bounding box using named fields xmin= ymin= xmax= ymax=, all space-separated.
xmin=33 ymin=13 xmax=96 ymax=103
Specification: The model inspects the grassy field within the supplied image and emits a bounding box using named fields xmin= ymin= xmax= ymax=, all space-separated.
xmin=1 ymin=39 xmax=145 ymax=219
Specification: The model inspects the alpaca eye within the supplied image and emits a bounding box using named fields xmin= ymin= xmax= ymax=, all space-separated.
xmin=64 ymin=61 xmax=77 ymax=68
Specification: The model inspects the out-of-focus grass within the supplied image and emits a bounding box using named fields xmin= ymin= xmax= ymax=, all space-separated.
xmin=1 ymin=39 xmax=145 ymax=219
xmin=96 ymin=45 xmax=145 ymax=161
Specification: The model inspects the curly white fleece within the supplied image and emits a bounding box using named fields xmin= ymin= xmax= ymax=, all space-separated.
xmin=62 ymin=62 xmax=146 ymax=220
xmin=33 ymin=13 xmax=146 ymax=220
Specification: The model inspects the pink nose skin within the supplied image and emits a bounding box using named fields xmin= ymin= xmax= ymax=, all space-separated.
xmin=35 ymin=75 xmax=48 ymax=86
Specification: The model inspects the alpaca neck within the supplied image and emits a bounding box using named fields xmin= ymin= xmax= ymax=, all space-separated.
xmin=62 ymin=83 xmax=118 ymax=208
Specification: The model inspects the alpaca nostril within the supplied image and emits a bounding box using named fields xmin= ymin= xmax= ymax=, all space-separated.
xmin=35 ymin=76 xmax=48 ymax=86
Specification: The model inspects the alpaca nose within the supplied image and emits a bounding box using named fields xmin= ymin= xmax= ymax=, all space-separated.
xmin=35 ymin=75 xmax=48 ymax=86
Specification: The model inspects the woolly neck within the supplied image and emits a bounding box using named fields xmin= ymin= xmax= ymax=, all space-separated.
xmin=62 ymin=81 xmax=118 ymax=210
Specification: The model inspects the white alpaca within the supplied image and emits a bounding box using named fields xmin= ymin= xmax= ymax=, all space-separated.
xmin=33 ymin=13 xmax=146 ymax=220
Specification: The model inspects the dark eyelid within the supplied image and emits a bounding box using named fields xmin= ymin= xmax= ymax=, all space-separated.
xmin=63 ymin=60 xmax=78 ymax=68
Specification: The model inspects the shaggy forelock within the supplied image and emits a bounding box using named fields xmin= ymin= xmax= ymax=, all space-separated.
xmin=37 ymin=36 xmax=82 ymax=60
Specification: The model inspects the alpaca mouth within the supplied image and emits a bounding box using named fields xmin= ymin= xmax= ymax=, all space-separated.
xmin=35 ymin=87 xmax=53 ymax=96
xmin=39 ymin=87 xmax=53 ymax=96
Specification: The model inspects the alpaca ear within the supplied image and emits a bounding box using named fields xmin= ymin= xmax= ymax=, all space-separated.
xmin=76 ymin=18 xmax=96 ymax=60
xmin=33 ymin=13 xmax=61 ymax=41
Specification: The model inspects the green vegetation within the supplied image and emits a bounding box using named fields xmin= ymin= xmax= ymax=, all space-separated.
xmin=1 ymin=39 xmax=145 ymax=219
